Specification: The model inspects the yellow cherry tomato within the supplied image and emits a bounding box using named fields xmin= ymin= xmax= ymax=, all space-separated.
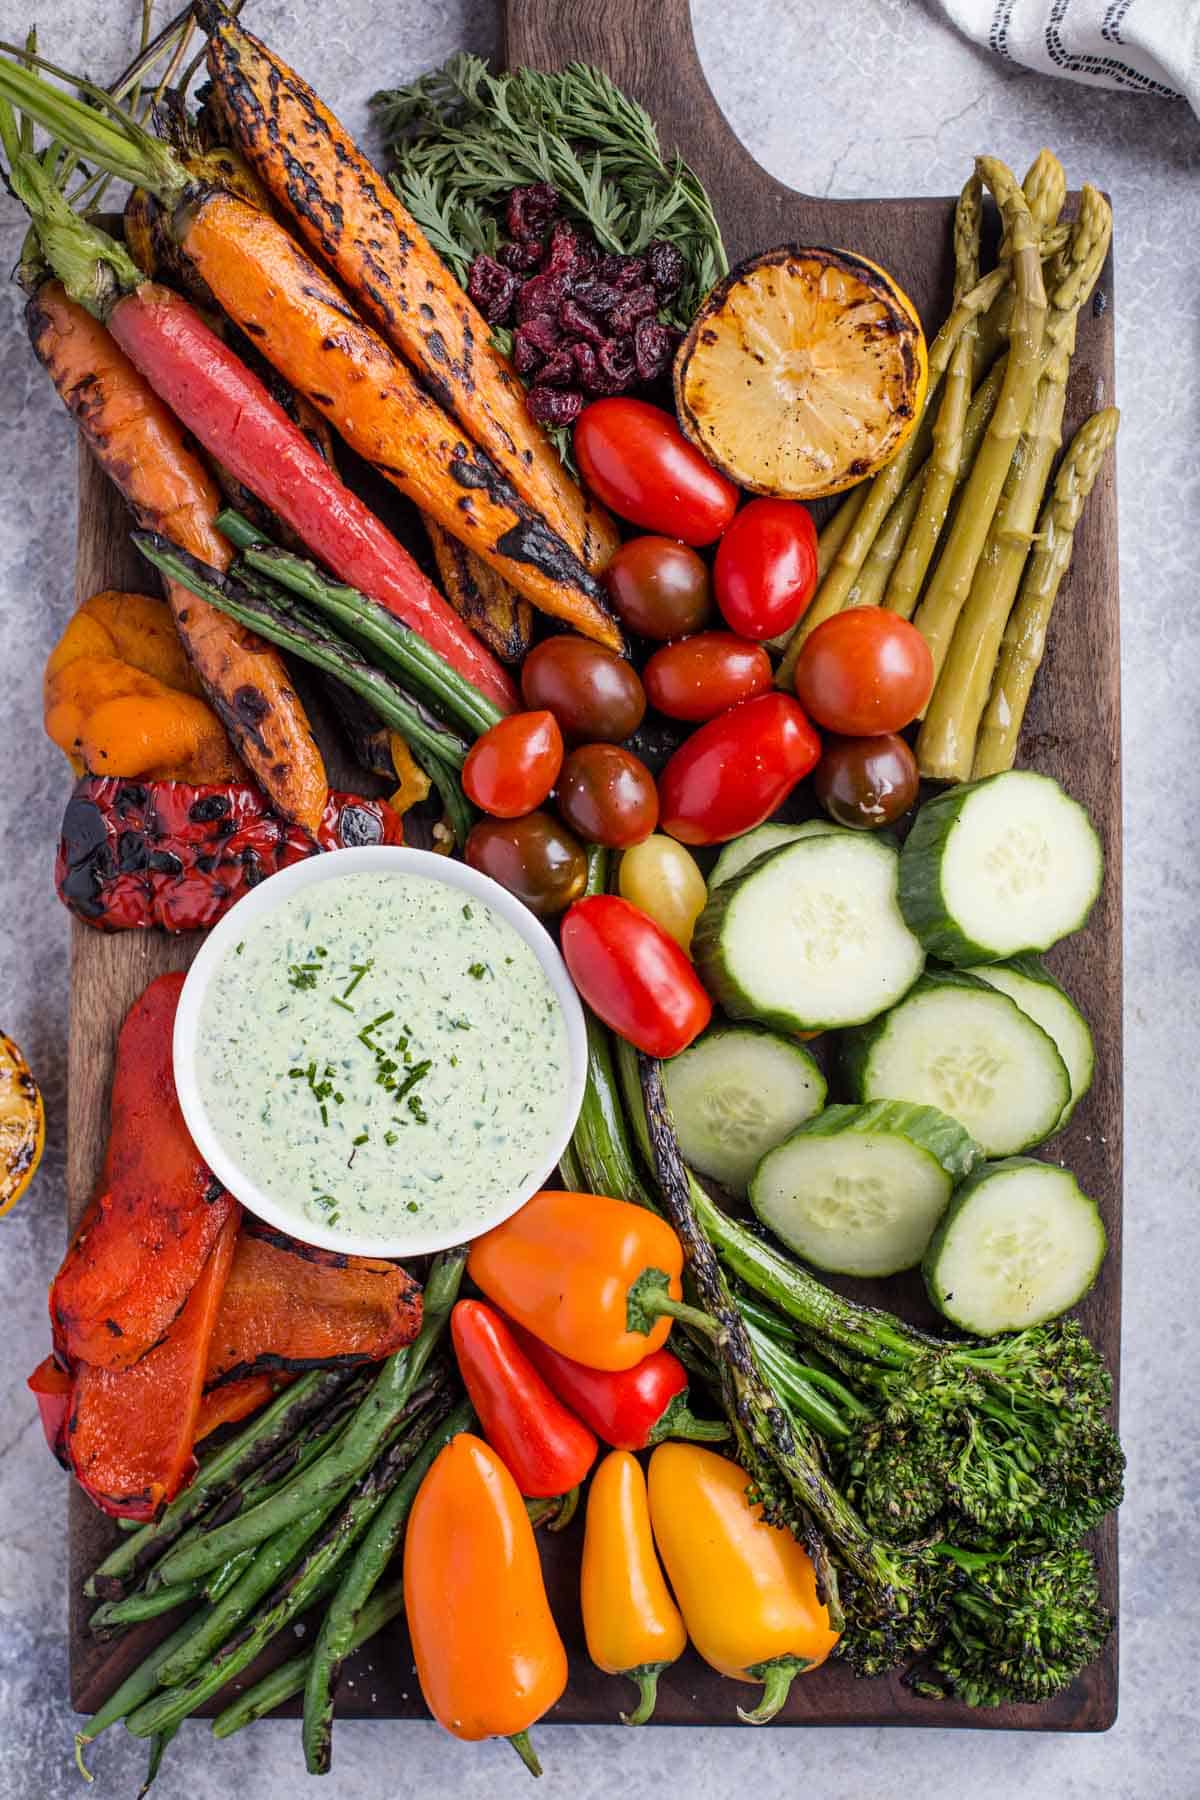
xmin=618 ymin=834 xmax=707 ymax=955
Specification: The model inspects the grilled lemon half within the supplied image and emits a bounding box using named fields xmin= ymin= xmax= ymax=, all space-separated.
xmin=0 ymin=1031 xmax=44 ymax=1216
xmin=674 ymin=246 xmax=927 ymax=500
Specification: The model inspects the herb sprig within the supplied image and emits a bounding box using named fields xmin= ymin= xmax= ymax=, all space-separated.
xmin=372 ymin=55 xmax=727 ymax=328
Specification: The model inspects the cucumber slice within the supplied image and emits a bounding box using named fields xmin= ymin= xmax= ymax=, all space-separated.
xmin=923 ymin=1157 xmax=1106 ymax=1332
xmin=709 ymin=819 xmax=842 ymax=889
xmin=750 ymin=1101 xmax=981 ymax=1277
xmin=965 ymin=955 xmax=1094 ymax=1127
xmin=694 ymin=833 xmax=924 ymax=1032
xmin=840 ymin=969 xmax=1070 ymax=1155
xmin=898 ymin=770 xmax=1103 ymax=965
xmin=663 ymin=1026 xmax=826 ymax=1193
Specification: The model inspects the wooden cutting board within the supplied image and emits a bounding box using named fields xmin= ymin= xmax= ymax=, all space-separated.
xmin=65 ymin=0 xmax=1120 ymax=1735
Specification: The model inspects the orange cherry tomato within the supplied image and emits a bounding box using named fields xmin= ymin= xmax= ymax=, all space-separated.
xmin=643 ymin=632 xmax=773 ymax=722
xmin=462 ymin=710 xmax=563 ymax=818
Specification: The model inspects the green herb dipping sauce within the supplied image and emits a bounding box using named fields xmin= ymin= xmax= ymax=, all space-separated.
xmin=196 ymin=870 xmax=570 ymax=1239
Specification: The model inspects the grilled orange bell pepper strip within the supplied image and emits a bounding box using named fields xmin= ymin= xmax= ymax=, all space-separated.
xmin=403 ymin=1433 xmax=567 ymax=1775
xmin=647 ymin=1442 xmax=840 ymax=1724
xmin=467 ymin=1189 xmax=693 ymax=1373
xmin=581 ymin=1450 xmax=687 ymax=1726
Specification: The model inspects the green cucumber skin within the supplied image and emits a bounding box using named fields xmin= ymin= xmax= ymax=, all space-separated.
xmin=921 ymin=1156 xmax=1108 ymax=1331
xmin=693 ymin=839 xmax=923 ymax=1034
xmin=790 ymin=1100 xmax=983 ymax=1182
xmin=897 ymin=774 xmax=1103 ymax=966
xmin=664 ymin=1025 xmax=827 ymax=1193
xmin=966 ymin=954 xmax=1095 ymax=1126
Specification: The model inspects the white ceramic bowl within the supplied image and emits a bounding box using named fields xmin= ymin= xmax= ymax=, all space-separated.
xmin=173 ymin=844 xmax=587 ymax=1258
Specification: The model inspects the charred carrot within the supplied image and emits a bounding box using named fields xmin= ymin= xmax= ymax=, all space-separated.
xmin=198 ymin=3 xmax=618 ymax=575
xmin=23 ymin=271 xmax=328 ymax=832
xmin=0 ymin=61 xmax=623 ymax=651
xmin=7 ymin=156 xmax=518 ymax=712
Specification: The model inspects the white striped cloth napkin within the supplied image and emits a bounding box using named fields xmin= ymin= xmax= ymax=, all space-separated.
xmin=931 ymin=0 xmax=1200 ymax=111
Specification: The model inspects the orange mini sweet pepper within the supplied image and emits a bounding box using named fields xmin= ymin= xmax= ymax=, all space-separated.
xmin=581 ymin=1450 xmax=687 ymax=1725
xmin=647 ymin=1442 xmax=840 ymax=1723
xmin=467 ymin=1189 xmax=688 ymax=1372
xmin=403 ymin=1432 xmax=567 ymax=1774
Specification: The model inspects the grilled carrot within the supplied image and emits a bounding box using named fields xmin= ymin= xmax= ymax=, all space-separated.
xmin=199 ymin=4 xmax=618 ymax=576
xmin=0 ymin=63 xmax=623 ymax=652
xmin=25 ymin=275 xmax=329 ymax=831
xmin=424 ymin=517 xmax=534 ymax=665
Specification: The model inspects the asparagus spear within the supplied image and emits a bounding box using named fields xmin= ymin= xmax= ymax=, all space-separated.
xmin=972 ymin=408 xmax=1119 ymax=777
xmin=906 ymin=157 xmax=1049 ymax=686
xmin=917 ymin=186 xmax=1112 ymax=776
xmin=882 ymin=176 xmax=984 ymax=619
xmin=973 ymin=149 xmax=1067 ymax=380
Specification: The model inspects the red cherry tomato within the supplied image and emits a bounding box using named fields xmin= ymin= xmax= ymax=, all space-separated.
xmin=575 ymin=399 xmax=739 ymax=546
xmin=643 ymin=632 xmax=773 ymax=722
xmin=657 ymin=692 xmax=821 ymax=846
xmin=714 ymin=498 xmax=819 ymax=639
xmin=603 ymin=536 xmax=713 ymax=640
xmin=520 ymin=637 xmax=646 ymax=744
xmin=560 ymin=894 xmax=712 ymax=1057
xmin=793 ymin=608 xmax=934 ymax=736
xmin=462 ymin=711 xmax=563 ymax=818
xmin=557 ymin=744 xmax=659 ymax=848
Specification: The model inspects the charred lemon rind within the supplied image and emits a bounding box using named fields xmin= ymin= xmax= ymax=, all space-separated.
xmin=674 ymin=244 xmax=928 ymax=500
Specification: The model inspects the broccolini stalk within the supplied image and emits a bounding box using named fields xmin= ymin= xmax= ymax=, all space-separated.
xmin=972 ymin=406 xmax=1119 ymax=777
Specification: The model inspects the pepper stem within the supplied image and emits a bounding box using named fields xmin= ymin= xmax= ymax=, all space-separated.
xmin=737 ymin=1655 xmax=812 ymax=1725
xmin=620 ymin=1663 xmax=667 ymax=1727
xmin=649 ymin=1391 xmax=729 ymax=1446
xmin=74 ymin=1735 xmax=95 ymax=1783
xmin=626 ymin=1268 xmax=718 ymax=1340
xmin=507 ymin=1730 xmax=543 ymax=1777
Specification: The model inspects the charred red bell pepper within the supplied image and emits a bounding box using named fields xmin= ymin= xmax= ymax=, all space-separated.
xmin=51 ymin=972 xmax=239 ymax=1371
xmin=55 ymin=776 xmax=403 ymax=933
xmin=451 ymin=1300 xmax=597 ymax=1497
xmin=27 ymin=1354 xmax=72 ymax=1469
xmin=508 ymin=1326 xmax=728 ymax=1453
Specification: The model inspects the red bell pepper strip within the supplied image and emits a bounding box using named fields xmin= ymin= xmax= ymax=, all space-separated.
xmin=107 ymin=284 xmax=517 ymax=714
xmin=27 ymin=1355 xmax=72 ymax=1469
xmin=450 ymin=1300 xmax=597 ymax=1498
xmin=509 ymin=1326 xmax=728 ymax=1453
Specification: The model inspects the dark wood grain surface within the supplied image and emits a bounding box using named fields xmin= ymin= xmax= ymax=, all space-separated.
xmin=66 ymin=0 xmax=1120 ymax=1734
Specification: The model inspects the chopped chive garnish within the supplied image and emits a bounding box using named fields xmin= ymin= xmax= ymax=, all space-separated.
xmin=343 ymin=959 xmax=374 ymax=997
xmin=352 ymin=1131 xmax=369 ymax=1147
xmin=319 ymin=1104 xmax=328 ymax=1126
xmin=288 ymin=964 xmax=318 ymax=991
xmin=235 ymin=941 xmax=245 ymax=956
xmin=407 ymin=1094 xmax=429 ymax=1123
xmin=288 ymin=1067 xmax=305 ymax=1079
xmin=393 ymin=1060 xmax=432 ymax=1102
xmin=315 ymin=947 xmax=328 ymax=957
xmin=462 ymin=904 xmax=473 ymax=920
xmin=468 ymin=962 xmax=489 ymax=980
xmin=330 ymin=996 xmax=355 ymax=1013
xmin=385 ymin=1130 xmax=398 ymax=1146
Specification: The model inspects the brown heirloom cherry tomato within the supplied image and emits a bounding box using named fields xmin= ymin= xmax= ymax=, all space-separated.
xmin=520 ymin=637 xmax=646 ymax=744
xmin=793 ymin=607 xmax=933 ymax=736
xmin=658 ymin=692 xmax=822 ymax=846
xmin=618 ymin=835 xmax=707 ymax=955
xmin=643 ymin=632 xmax=773 ymax=722
xmin=560 ymin=895 xmax=712 ymax=1057
xmin=575 ymin=399 xmax=739 ymax=546
xmin=557 ymin=744 xmax=659 ymax=848
xmin=814 ymin=733 xmax=919 ymax=829
xmin=462 ymin=711 xmax=563 ymax=818
xmin=603 ymin=537 xmax=713 ymax=640
xmin=465 ymin=811 xmax=588 ymax=916
xmin=714 ymin=498 xmax=818 ymax=640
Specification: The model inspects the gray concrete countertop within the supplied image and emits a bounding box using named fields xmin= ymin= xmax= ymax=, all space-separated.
xmin=1 ymin=2 xmax=1196 ymax=1795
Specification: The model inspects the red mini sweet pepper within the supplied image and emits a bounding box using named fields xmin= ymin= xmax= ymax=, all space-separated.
xmin=510 ymin=1325 xmax=728 ymax=1453
xmin=451 ymin=1299 xmax=598 ymax=1498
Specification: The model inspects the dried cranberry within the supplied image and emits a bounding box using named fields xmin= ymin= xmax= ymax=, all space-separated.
xmin=570 ymin=278 xmax=621 ymax=316
xmin=597 ymin=253 xmax=648 ymax=289
xmin=633 ymin=317 xmax=675 ymax=382
xmin=519 ymin=313 xmax=563 ymax=355
xmin=467 ymin=254 xmax=519 ymax=324
xmin=506 ymin=182 xmax=560 ymax=242
xmin=564 ymin=249 xmax=597 ymax=287
xmin=499 ymin=240 xmax=543 ymax=274
xmin=527 ymin=386 xmax=584 ymax=427
xmin=647 ymin=240 xmax=686 ymax=298
xmin=572 ymin=341 xmax=601 ymax=390
xmin=542 ymin=219 xmax=582 ymax=275
xmin=517 ymin=270 xmax=568 ymax=323
xmin=608 ymin=285 xmax=659 ymax=335
xmin=537 ymin=349 xmax=577 ymax=387
xmin=594 ymin=337 xmax=637 ymax=392
xmin=559 ymin=297 xmax=606 ymax=346
xmin=513 ymin=329 xmax=544 ymax=375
